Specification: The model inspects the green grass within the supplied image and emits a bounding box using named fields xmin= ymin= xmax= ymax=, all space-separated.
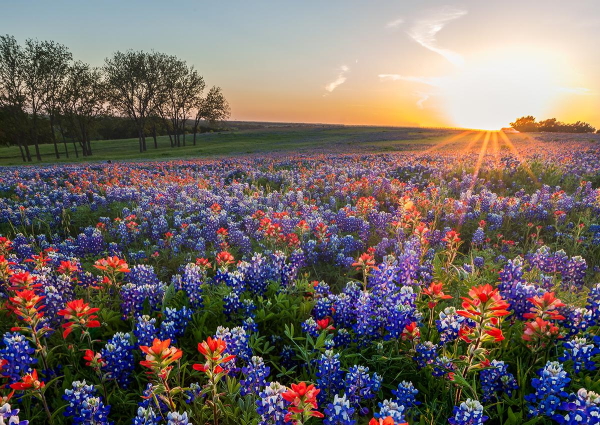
xmin=0 ymin=126 xmax=470 ymax=166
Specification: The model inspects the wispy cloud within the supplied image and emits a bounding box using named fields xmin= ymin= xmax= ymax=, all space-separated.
xmin=415 ymin=92 xmax=430 ymax=109
xmin=407 ymin=7 xmax=467 ymax=66
xmin=557 ymin=87 xmax=592 ymax=95
xmin=386 ymin=18 xmax=404 ymax=29
xmin=325 ymin=65 xmax=349 ymax=93
xmin=378 ymin=74 xmax=444 ymax=87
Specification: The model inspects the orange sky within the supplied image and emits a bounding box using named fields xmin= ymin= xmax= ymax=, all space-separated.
xmin=2 ymin=0 xmax=599 ymax=129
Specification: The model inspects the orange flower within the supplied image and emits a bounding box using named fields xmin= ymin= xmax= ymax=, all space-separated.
xmin=522 ymin=317 xmax=562 ymax=347
xmin=193 ymin=337 xmax=235 ymax=375
xmin=140 ymin=338 xmax=183 ymax=379
xmin=215 ymin=251 xmax=235 ymax=269
xmin=422 ymin=282 xmax=452 ymax=309
xmin=352 ymin=252 xmax=377 ymax=272
xmin=282 ymin=382 xmax=323 ymax=422
xmin=57 ymin=299 xmax=101 ymax=338
xmin=369 ymin=417 xmax=406 ymax=425
xmin=57 ymin=260 xmax=80 ymax=276
xmin=401 ymin=322 xmax=420 ymax=341
xmin=8 ymin=290 xmax=45 ymax=322
xmin=523 ymin=292 xmax=565 ymax=321
xmin=8 ymin=271 xmax=39 ymax=290
xmin=316 ymin=317 xmax=335 ymax=332
xmin=10 ymin=370 xmax=45 ymax=391
xmin=457 ymin=284 xmax=510 ymax=320
xmin=93 ymin=256 xmax=130 ymax=273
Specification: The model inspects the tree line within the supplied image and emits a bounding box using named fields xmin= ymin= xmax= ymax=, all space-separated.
xmin=510 ymin=116 xmax=597 ymax=133
xmin=0 ymin=34 xmax=230 ymax=162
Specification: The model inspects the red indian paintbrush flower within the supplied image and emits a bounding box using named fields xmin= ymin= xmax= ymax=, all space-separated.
xmin=8 ymin=271 xmax=39 ymax=290
xmin=193 ymin=337 xmax=235 ymax=374
xmin=369 ymin=417 xmax=407 ymax=425
xmin=57 ymin=260 xmax=80 ymax=276
xmin=9 ymin=369 xmax=45 ymax=391
xmin=422 ymin=282 xmax=453 ymax=309
xmin=316 ymin=317 xmax=335 ymax=332
xmin=522 ymin=317 xmax=562 ymax=348
xmin=523 ymin=292 xmax=565 ymax=321
xmin=282 ymin=382 xmax=324 ymax=423
xmin=215 ymin=251 xmax=235 ymax=269
xmin=93 ymin=256 xmax=130 ymax=273
xmin=352 ymin=252 xmax=376 ymax=272
xmin=8 ymin=289 xmax=45 ymax=322
xmin=57 ymin=299 xmax=101 ymax=338
xmin=457 ymin=284 xmax=510 ymax=346
xmin=140 ymin=338 xmax=183 ymax=380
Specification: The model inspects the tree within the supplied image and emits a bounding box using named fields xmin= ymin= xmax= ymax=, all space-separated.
xmin=104 ymin=50 xmax=165 ymax=153
xmin=38 ymin=41 xmax=72 ymax=159
xmin=192 ymin=86 xmax=230 ymax=145
xmin=0 ymin=34 xmax=31 ymax=161
xmin=62 ymin=61 xmax=106 ymax=157
xmin=510 ymin=116 xmax=538 ymax=132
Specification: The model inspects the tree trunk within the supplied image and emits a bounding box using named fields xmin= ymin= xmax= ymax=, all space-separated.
xmin=152 ymin=124 xmax=157 ymax=148
xmin=17 ymin=143 xmax=26 ymax=162
xmin=50 ymin=115 xmax=60 ymax=159
xmin=71 ymin=137 xmax=79 ymax=158
xmin=58 ymin=122 xmax=69 ymax=158
xmin=32 ymin=113 xmax=42 ymax=161
xmin=193 ymin=125 xmax=198 ymax=146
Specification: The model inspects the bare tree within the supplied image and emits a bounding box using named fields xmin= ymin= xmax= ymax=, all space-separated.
xmin=62 ymin=61 xmax=106 ymax=157
xmin=104 ymin=50 xmax=165 ymax=152
xmin=0 ymin=35 xmax=31 ymax=161
xmin=154 ymin=56 xmax=205 ymax=148
xmin=39 ymin=41 xmax=72 ymax=159
xmin=192 ymin=86 xmax=230 ymax=145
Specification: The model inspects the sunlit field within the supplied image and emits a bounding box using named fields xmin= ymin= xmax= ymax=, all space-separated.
xmin=1 ymin=131 xmax=600 ymax=425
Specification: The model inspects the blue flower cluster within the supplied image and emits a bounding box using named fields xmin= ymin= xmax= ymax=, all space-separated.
xmin=525 ymin=361 xmax=571 ymax=417
xmin=553 ymin=388 xmax=600 ymax=425
xmin=316 ymin=350 xmax=344 ymax=404
xmin=323 ymin=394 xmax=356 ymax=425
xmin=0 ymin=332 xmax=37 ymax=384
xmin=344 ymin=365 xmax=382 ymax=410
xmin=63 ymin=380 xmax=112 ymax=425
xmin=448 ymin=399 xmax=488 ymax=425
xmin=0 ymin=402 xmax=28 ymax=425
xmin=559 ymin=336 xmax=600 ymax=373
xmin=479 ymin=360 xmax=518 ymax=402
xmin=101 ymin=332 xmax=135 ymax=388
xmin=256 ymin=382 xmax=289 ymax=425
xmin=240 ymin=356 xmax=270 ymax=396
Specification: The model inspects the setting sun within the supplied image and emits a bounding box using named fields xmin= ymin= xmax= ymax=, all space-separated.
xmin=444 ymin=48 xmax=567 ymax=130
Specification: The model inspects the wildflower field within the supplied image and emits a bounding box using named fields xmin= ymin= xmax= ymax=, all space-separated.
xmin=1 ymin=132 xmax=600 ymax=425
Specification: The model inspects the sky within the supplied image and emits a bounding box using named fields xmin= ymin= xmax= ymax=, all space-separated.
xmin=2 ymin=0 xmax=600 ymax=129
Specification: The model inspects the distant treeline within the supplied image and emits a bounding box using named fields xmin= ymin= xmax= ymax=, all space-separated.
xmin=510 ymin=116 xmax=597 ymax=133
xmin=0 ymin=34 xmax=230 ymax=162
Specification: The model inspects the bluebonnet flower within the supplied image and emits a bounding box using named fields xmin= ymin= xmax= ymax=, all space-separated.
xmin=214 ymin=326 xmax=251 ymax=373
xmin=344 ymin=365 xmax=382 ymax=409
xmin=436 ymin=307 xmax=472 ymax=345
xmin=240 ymin=356 xmax=270 ymax=396
xmin=101 ymin=332 xmax=135 ymax=388
xmin=185 ymin=382 xmax=202 ymax=404
xmin=159 ymin=307 xmax=192 ymax=344
xmin=167 ymin=411 xmax=189 ymax=425
xmin=63 ymin=380 xmax=112 ymax=425
xmin=559 ymin=336 xmax=600 ymax=374
xmin=323 ymin=394 xmax=356 ymax=425
xmin=414 ymin=342 xmax=438 ymax=369
xmin=479 ymin=360 xmax=518 ymax=402
xmin=374 ymin=399 xmax=407 ymax=424
xmin=0 ymin=402 xmax=28 ymax=425
xmin=472 ymin=227 xmax=485 ymax=247
xmin=525 ymin=361 xmax=571 ymax=417
xmin=392 ymin=381 xmax=420 ymax=409
xmin=134 ymin=316 xmax=158 ymax=348
xmin=132 ymin=406 xmax=160 ymax=425
xmin=433 ymin=356 xmax=456 ymax=380
xmin=0 ymin=332 xmax=37 ymax=383
xmin=473 ymin=256 xmax=484 ymax=269
xmin=587 ymin=283 xmax=600 ymax=325
xmin=448 ymin=399 xmax=488 ymax=425
xmin=553 ymin=388 xmax=600 ymax=425
xmin=176 ymin=263 xmax=205 ymax=309
xmin=280 ymin=345 xmax=297 ymax=370
xmin=316 ymin=350 xmax=344 ymax=404
xmin=121 ymin=265 xmax=165 ymax=318
xmin=256 ymin=382 xmax=289 ymax=425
